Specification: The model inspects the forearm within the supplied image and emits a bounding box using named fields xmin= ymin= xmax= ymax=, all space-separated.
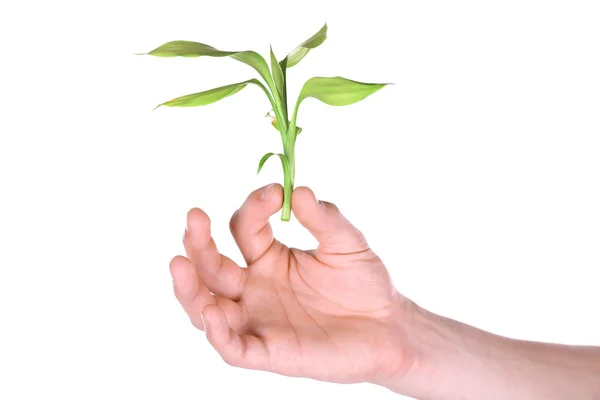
xmin=387 ymin=304 xmax=600 ymax=400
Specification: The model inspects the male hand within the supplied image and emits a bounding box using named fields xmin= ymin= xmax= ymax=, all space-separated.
xmin=170 ymin=183 xmax=600 ymax=400
xmin=170 ymin=184 xmax=415 ymax=387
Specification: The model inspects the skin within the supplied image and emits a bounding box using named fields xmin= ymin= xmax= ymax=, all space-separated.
xmin=170 ymin=183 xmax=600 ymax=400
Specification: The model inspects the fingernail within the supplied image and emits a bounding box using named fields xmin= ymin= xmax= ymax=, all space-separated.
xmin=200 ymin=312 xmax=209 ymax=332
xmin=260 ymin=184 xmax=275 ymax=201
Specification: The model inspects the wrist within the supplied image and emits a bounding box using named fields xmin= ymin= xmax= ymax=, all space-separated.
xmin=381 ymin=300 xmax=512 ymax=400
xmin=378 ymin=298 xmax=600 ymax=400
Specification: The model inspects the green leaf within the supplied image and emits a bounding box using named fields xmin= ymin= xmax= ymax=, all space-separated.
xmin=143 ymin=41 xmax=229 ymax=57
xmin=286 ymin=23 xmax=328 ymax=68
xmin=154 ymin=79 xmax=265 ymax=109
xmin=276 ymin=24 xmax=327 ymax=118
xmin=279 ymin=56 xmax=289 ymax=117
xmin=140 ymin=41 xmax=275 ymax=97
xmin=296 ymin=76 xmax=389 ymax=107
xmin=257 ymin=152 xmax=290 ymax=175
xmin=257 ymin=152 xmax=276 ymax=174
xmin=289 ymin=76 xmax=389 ymax=137
xmin=270 ymin=46 xmax=285 ymax=98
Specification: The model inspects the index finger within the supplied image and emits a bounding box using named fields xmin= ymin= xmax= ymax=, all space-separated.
xmin=229 ymin=183 xmax=284 ymax=265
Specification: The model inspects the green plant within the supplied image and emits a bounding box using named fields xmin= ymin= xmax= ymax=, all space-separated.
xmin=138 ymin=24 xmax=389 ymax=221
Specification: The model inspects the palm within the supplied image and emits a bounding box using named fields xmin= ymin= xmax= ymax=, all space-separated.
xmin=242 ymin=241 xmax=404 ymax=382
xmin=171 ymin=185 xmax=411 ymax=386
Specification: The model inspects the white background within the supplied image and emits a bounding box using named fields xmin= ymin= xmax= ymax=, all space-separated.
xmin=1 ymin=1 xmax=599 ymax=399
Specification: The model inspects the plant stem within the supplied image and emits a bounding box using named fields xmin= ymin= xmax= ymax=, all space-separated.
xmin=281 ymin=139 xmax=295 ymax=222
xmin=281 ymin=169 xmax=293 ymax=221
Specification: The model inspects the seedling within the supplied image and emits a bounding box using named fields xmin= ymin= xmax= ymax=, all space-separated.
xmin=138 ymin=24 xmax=388 ymax=221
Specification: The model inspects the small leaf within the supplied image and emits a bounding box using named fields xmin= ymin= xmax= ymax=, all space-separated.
xmin=257 ymin=152 xmax=290 ymax=175
xmin=278 ymin=56 xmax=289 ymax=115
xmin=154 ymin=79 xmax=263 ymax=109
xmin=297 ymin=76 xmax=389 ymax=107
xmin=257 ymin=152 xmax=276 ymax=174
xmin=270 ymin=46 xmax=285 ymax=98
xmin=286 ymin=23 xmax=328 ymax=68
xmin=144 ymin=41 xmax=229 ymax=57
xmin=141 ymin=41 xmax=275 ymax=95
xmin=289 ymin=76 xmax=390 ymax=136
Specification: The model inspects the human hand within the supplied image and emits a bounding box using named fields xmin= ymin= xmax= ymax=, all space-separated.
xmin=170 ymin=184 xmax=600 ymax=400
xmin=169 ymin=184 xmax=416 ymax=387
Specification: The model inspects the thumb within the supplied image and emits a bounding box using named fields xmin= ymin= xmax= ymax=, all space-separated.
xmin=291 ymin=187 xmax=368 ymax=254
